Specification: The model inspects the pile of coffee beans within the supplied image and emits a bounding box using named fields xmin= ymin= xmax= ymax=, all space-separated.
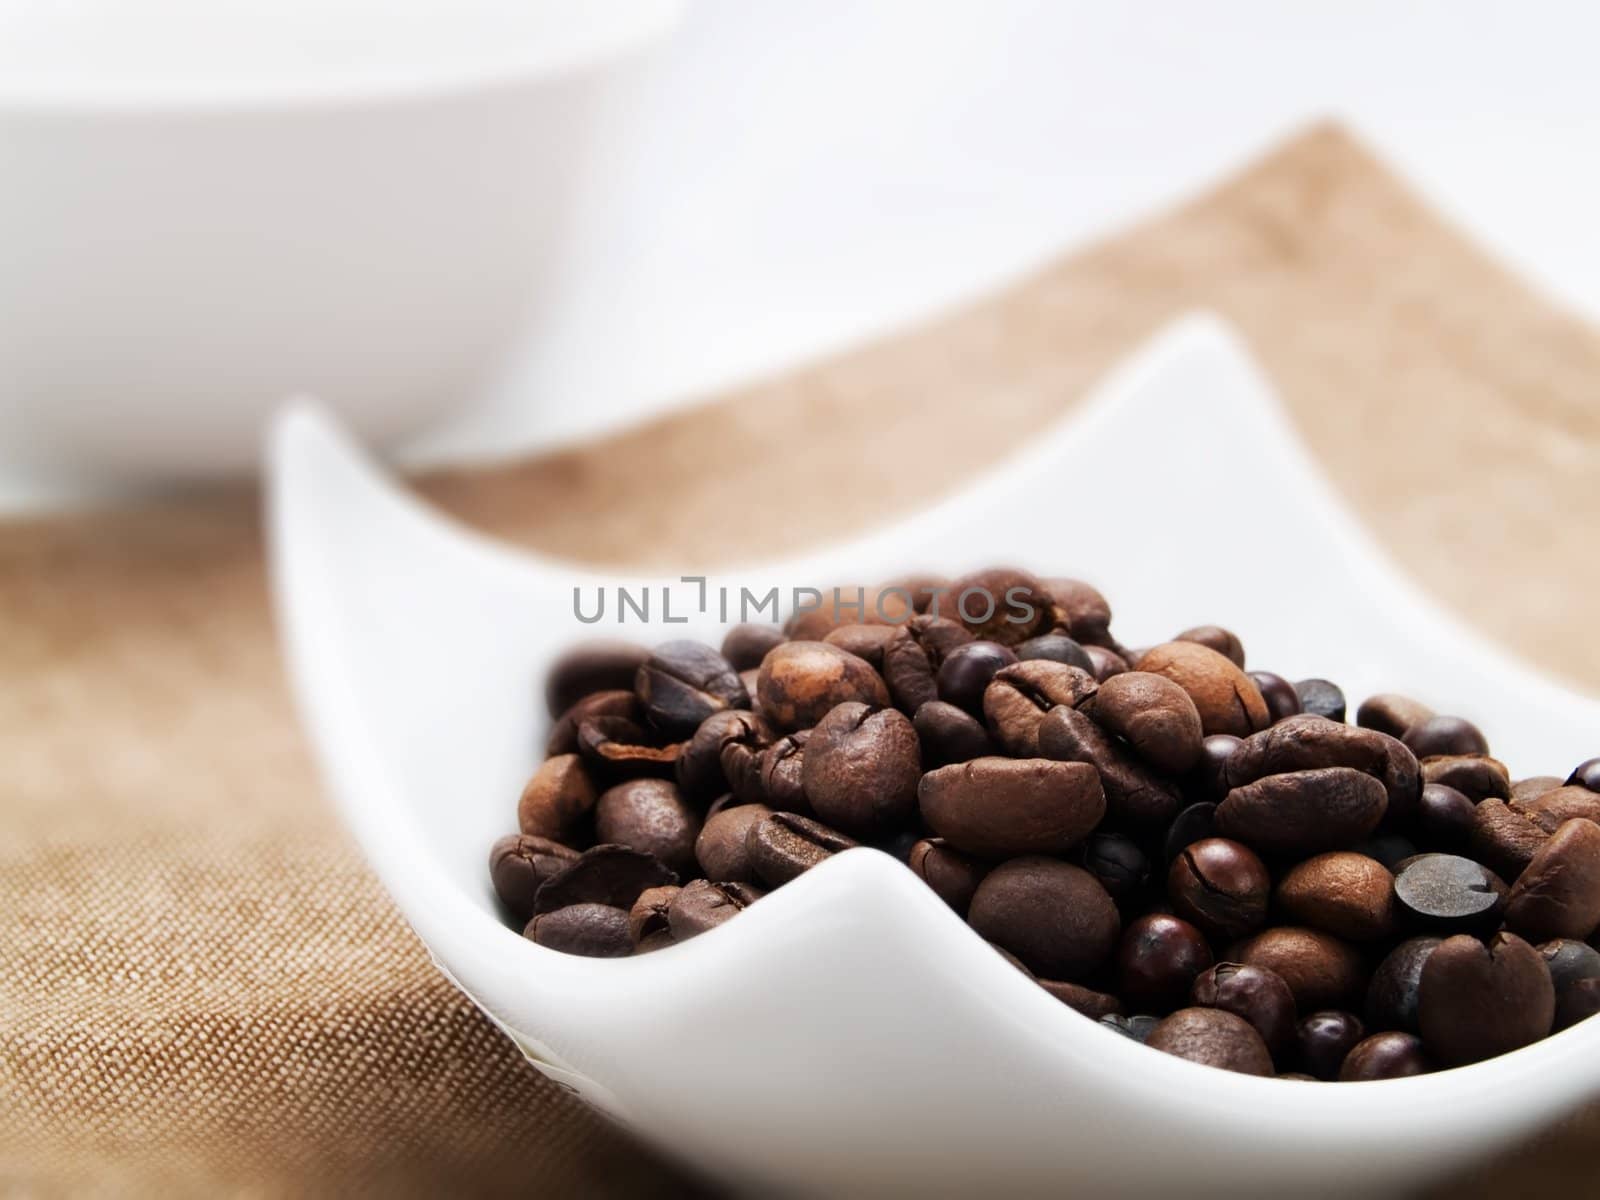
xmin=488 ymin=569 xmax=1600 ymax=1080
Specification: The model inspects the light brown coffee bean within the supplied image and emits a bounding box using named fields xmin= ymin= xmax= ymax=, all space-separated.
xmin=1134 ymin=641 xmax=1271 ymax=738
xmin=982 ymin=660 xmax=1099 ymax=756
xmin=1275 ymin=853 xmax=1396 ymax=941
xmin=918 ymin=757 xmax=1105 ymax=859
xmin=1084 ymin=671 xmax=1205 ymax=774
xmin=1146 ymin=1008 xmax=1273 ymax=1076
xmin=1505 ymin=819 xmax=1600 ymax=941
xmin=756 ymin=641 xmax=891 ymax=732
xmin=1232 ymin=927 xmax=1367 ymax=1012
xmin=517 ymin=754 xmax=598 ymax=842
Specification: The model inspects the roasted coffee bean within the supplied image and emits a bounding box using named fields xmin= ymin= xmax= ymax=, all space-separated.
xmin=1146 ymin=1008 xmax=1272 ymax=1076
xmin=1039 ymin=979 xmax=1123 ymax=1019
xmin=1085 ymin=671 xmax=1204 ymax=774
xmin=1391 ymin=853 xmax=1505 ymax=934
xmin=1276 ymin=853 xmax=1395 ymax=941
xmin=1294 ymin=678 xmax=1347 ymax=723
xmin=1043 ymin=578 xmax=1113 ymax=646
xmin=721 ymin=623 xmax=787 ymax=672
xmin=784 ymin=585 xmax=913 ymax=641
xmin=1421 ymin=753 xmax=1510 ymax=803
xmin=532 ymin=844 xmax=677 ymax=915
xmin=913 ymin=700 xmax=996 ymax=767
xmin=1175 ymin=625 xmax=1246 ymax=669
xmin=1216 ymin=767 xmax=1388 ymax=855
xmin=1100 ymin=1013 xmax=1161 ymax=1043
xmin=1469 ymin=799 xmax=1549 ymax=881
xmin=1192 ymin=734 xmax=1242 ymax=802
xmin=747 ymin=812 xmax=859 ymax=886
xmin=677 ymin=710 xmax=774 ymax=802
xmin=1191 ymin=963 xmax=1297 ymax=1058
xmin=935 ymin=641 xmax=1019 ymax=713
xmin=919 ymin=757 xmax=1105 ymax=859
xmin=594 ymin=779 xmax=701 ymax=879
xmin=1163 ymin=802 xmax=1219 ymax=864
xmin=525 ymin=903 xmax=632 ymax=957
xmin=1505 ymin=819 xmax=1600 ymax=941
xmin=1351 ymin=832 xmax=1419 ymax=872
xmin=983 ymin=661 xmax=1098 ymax=756
xmin=1554 ymin=979 xmax=1600 ymax=1031
xmin=907 ymin=838 xmax=989 ymax=915
xmin=1117 ymin=913 xmax=1213 ymax=1013
xmin=823 ymin=623 xmax=900 ymax=671
xmin=1513 ymin=775 xmax=1567 ymax=802
xmin=1418 ymin=932 xmax=1554 ymax=1064
xmin=1135 ymin=641 xmax=1270 ymax=737
xmin=1403 ymin=714 xmax=1489 ymax=760
xmin=757 ymin=641 xmax=891 ymax=732
xmin=1365 ymin=937 xmax=1442 ymax=1033
xmin=1233 ymin=927 xmax=1366 ymax=1011
xmin=1082 ymin=644 xmax=1130 ymax=682
xmin=879 ymin=617 xmax=973 ymax=712
xmin=880 ymin=574 xmax=951 ymax=614
xmin=576 ymin=715 xmax=683 ymax=779
xmin=1222 ymin=715 xmax=1420 ymax=828
xmin=1015 ymin=634 xmax=1095 ymax=672
xmin=943 ymin=567 xmax=1053 ymax=645
xmin=1296 ymin=1011 xmax=1365 ymax=1080
xmin=694 ymin=802 xmax=773 ymax=883
xmin=1569 ymin=758 xmax=1600 ymax=792
xmin=969 ymin=857 xmax=1120 ymax=979
xmin=546 ymin=689 xmax=640 ymax=756
xmin=1249 ymin=672 xmax=1302 ymax=724
xmin=1539 ymin=938 xmax=1600 ymax=995
xmin=1417 ymin=783 xmax=1476 ymax=852
xmin=1339 ymin=1032 xmax=1432 ymax=1081
xmin=1079 ymin=832 xmax=1150 ymax=903
xmin=1037 ymin=704 xmax=1182 ymax=829
xmin=489 ymin=834 xmax=581 ymax=919
xmin=635 ymin=641 xmax=749 ymax=738
xmin=544 ymin=640 xmax=651 ymax=718
xmin=802 ymin=702 xmax=921 ymax=837
xmin=1168 ymin=838 xmax=1269 ymax=939
xmin=1517 ymin=786 xmax=1600 ymax=833
xmin=758 ymin=730 xmax=813 ymax=815
xmin=667 ymin=879 xmax=763 ymax=940
xmin=518 ymin=754 xmax=598 ymax=842
xmin=1355 ymin=693 xmax=1433 ymax=740
xmin=628 ymin=885 xmax=680 ymax=945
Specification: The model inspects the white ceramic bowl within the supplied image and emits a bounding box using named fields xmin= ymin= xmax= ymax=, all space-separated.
xmin=0 ymin=0 xmax=679 ymax=479
xmin=268 ymin=314 xmax=1600 ymax=1198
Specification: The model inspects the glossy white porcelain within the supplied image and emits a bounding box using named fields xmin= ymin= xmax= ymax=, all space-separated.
xmin=268 ymin=314 xmax=1600 ymax=1197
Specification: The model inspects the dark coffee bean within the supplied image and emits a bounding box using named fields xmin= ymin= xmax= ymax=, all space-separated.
xmin=1418 ymin=932 xmax=1554 ymax=1064
xmin=1175 ymin=625 xmax=1246 ymax=669
xmin=1365 ymin=937 xmax=1441 ymax=1033
xmin=1339 ymin=1032 xmax=1432 ymax=1080
xmin=1192 ymin=734 xmax=1242 ymax=802
xmin=546 ymin=689 xmax=640 ymax=756
xmin=1540 ymin=938 xmax=1600 ymax=994
xmin=1417 ymin=783 xmax=1476 ymax=852
xmin=544 ymin=640 xmax=651 ymax=718
xmin=1037 ymin=704 xmax=1182 ymax=829
xmin=1355 ymin=693 xmax=1433 ymax=740
xmin=489 ymin=834 xmax=580 ymax=919
xmin=1117 ymin=913 xmax=1213 ymax=1013
xmin=525 ymin=903 xmax=632 ymax=957
xmin=1084 ymin=671 xmax=1205 ymax=774
xmin=635 ymin=640 xmax=749 ymax=738
xmin=935 ymin=641 xmax=1019 ymax=713
xmin=1222 ymin=715 xmax=1420 ymax=829
xmin=720 ymin=623 xmax=787 ymax=672
xmin=1505 ymin=819 xmax=1600 ymax=941
xmin=746 ymin=812 xmax=859 ymax=886
xmin=1555 ymin=978 xmax=1600 ymax=1031
xmin=1147 ymin=1008 xmax=1272 ymax=1076
xmin=1249 ymin=672 xmax=1302 ymax=723
xmin=1421 ymin=754 xmax=1510 ymax=803
xmin=757 ymin=641 xmax=890 ymax=732
xmin=758 ymin=730 xmax=813 ymax=815
xmin=1403 ymin=714 xmax=1489 ymax=760
xmin=913 ymin=700 xmax=996 ymax=767
xmin=1296 ymin=1011 xmax=1365 ymax=1080
xmin=576 ymin=715 xmax=683 ymax=780
xmin=1276 ymin=853 xmax=1395 ymax=941
xmin=1513 ymin=775 xmax=1566 ymax=802
xmin=694 ymin=802 xmax=773 ymax=883
xmin=802 ymin=702 xmax=921 ymax=837
xmin=1043 ymin=578 xmax=1113 ymax=646
xmin=667 ymin=879 xmax=763 ymax=940
xmin=1469 ymin=799 xmax=1549 ymax=881
xmin=677 ymin=710 xmax=774 ymax=802
xmin=1015 ymin=634 xmax=1094 ymax=672
xmin=907 ymin=838 xmax=989 ymax=915
xmin=942 ymin=567 xmax=1053 ymax=645
xmin=879 ymin=618 xmax=972 ymax=713
xmin=1392 ymin=853 xmax=1505 ymax=934
xmin=532 ymin=844 xmax=677 ymax=915
xmin=1516 ymin=785 xmax=1600 ymax=834
xmin=1350 ymin=831 xmax=1419 ymax=872
xmin=919 ymin=757 xmax=1105 ymax=859
xmin=1167 ymin=838 xmax=1269 ymax=939
xmin=1100 ymin=1013 xmax=1161 ymax=1043
xmin=982 ymin=661 xmax=1098 ymax=756
xmin=1191 ymin=962 xmax=1298 ymax=1058
xmin=1216 ymin=767 xmax=1388 ymax=855
xmin=1233 ymin=927 xmax=1366 ymax=1011
xmin=1569 ymin=758 xmax=1600 ymax=792
xmin=968 ymin=857 xmax=1120 ymax=979
xmin=1163 ymin=802 xmax=1219 ymax=864
xmin=1082 ymin=644 xmax=1130 ymax=682
xmin=1039 ymin=978 xmax=1123 ymax=1019
xmin=517 ymin=754 xmax=598 ymax=842
xmin=1294 ymin=678 xmax=1347 ymax=723
xmin=823 ymin=623 xmax=900 ymax=671
xmin=628 ymin=885 xmax=680 ymax=946
xmin=594 ymin=779 xmax=701 ymax=879
xmin=1135 ymin=641 xmax=1270 ymax=737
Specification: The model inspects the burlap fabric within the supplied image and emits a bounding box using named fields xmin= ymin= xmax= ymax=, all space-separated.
xmin=3 ymin=125 xmax=1598 ymax=1197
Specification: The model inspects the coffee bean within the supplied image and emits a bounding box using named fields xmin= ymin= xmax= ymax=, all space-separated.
xmin=1419 ymin=932 xmax=1554 ymax=1064
xmin=823 ymin=623 xmax=900 ymax=671
xmin=1168 ymin=838 xmax=1270 ymax=939
xmin=1223 ymin=715 xmax=1420 ymax=828
xmin=969 ymin=857 xmax=1120 ymax=979
xmin=1191 ymin=963 xmax=1297 ymax=1058
xmin=1100 ymin=1013 xmax=1161 ymax=1043
xmin=517 ymin=754 xmax=598 ymax=842
xmin=677 ymin=710 xmax=774 ymax=802
xmin=1276 ymin=853 xmax=1395 ymax=941
xmin=907 ymin=838 xmax=989 ymax=915
xmin=635 ymin=640 xmax=749 ymax=738
xmin=1233 ymin=927 xmax=1366 ymax=1011
xmin=1147 ymin=1008 xmax=1272 ymax=1076
xmin=878 ymin=618 xmax=971 ymax=713
xmin=576 ymin=715 xmax=683 ymax=780
xmin=747 ymin=812 xmax=859 ymax=886
xmin=1015 ymin=634 xmax=1095 ymax=672
xmin=983 ymin=661 xmax=1098 ymax=756
xmin=1421 ymin=753 xmax=1510 ymax=803
xmin=694 ymin=802 xmax=773 ymax=883
xmin=1539 ymin=938 xmax=1600 ymax=994
xmin=1296 ymin=1011 xmax=1365 ymax=1080
xmin=628 ymin=885 xmax=680 ymax=946
xmin=1037 ymin=704 xmax=1182 ymax=829
xmin=1043 ymin=578 xmax=1113 ymax=646
xmin=1175 ymin=625 xmax=1246 ymax=669
xmin=913 ymin=700 xmax=996 ymax=767
xmin=1249 ymin=672 xmax=1302 ymax=724
xmin=1505 ymin=819 xmax=1600 ymax=941
xmin=1079 ymin=832 xmax=1151 ymax=903
xmin=802 ymin=702 xmax=921 ymax=837
xmin=1135 ymin=641 xmax=1270 ymax=738
xmin=919 ymin=757 xmax=1105 ymax=859
xmin=757 ymin=641 xmax=891 ymax=732
xmin=1365 ymin=937 xmax=1441 ymax=1033
xmin=1339 ymin=1032 xmax=1432 ymax=1081
xmin=1356 ymin=693 xmax=1434 ymax=740
xmin=1392 ymin=853 xmax=1505 ymax=934
xmin=1191 ymin=734 xmax=1242 ymax=802
xmin=525 ymin=903 xmax=632 ymax=957
xmin=1417 ymin=783 xmax=1476 ymax=852
xmin=1554 ymin=978 xmax=1600 ymax=1031
xmin=1403 ymin=715 xmax=1489 ymax=760
xmin=489 ymin=834 xmax=580 ymax=919
xmin=1084 ymin=671 xmax=1205 ymax=774
xmin=1039 ymin=979 xmax=1123 ymax=1019
xmin=758 ymin=730 xmax=814 ymax=815
xmin=720 ymin=623 xmax=787 ymax=672
xmin=1470 ymin=799 xmax=1549 ymax=881
xmin=880 ymin=574 xmax=951 ymax=614
xmin=1117 ymin=913 xmax=1214 ymax=1012
xmin=784 ymin=585 xmax=913 ymax=641
xmin=1351 ymin=832 xmax=1419 ymax=872
xmin=594 ymin=779 xmax=702 ymax=879
xmin=1517 ymin=786 xmax=1600 ymax=834
xmin=544 ymin=640 xmax=651 ymax=718
xmin=667 ymin=879 xmax=763 ymax=940
xmin=935 ymin=641 xmax=1019 ymax=713
xmin=531 ymin=844 xmax=677 ymax=915
xmin=1513 ymin=775 xmax=1566 ymax=802
xmin=1216 ymin=767 xmax=1388 ymax=856
xmin=1082 ymin=644 xmax=1130 ymax=682
xmin=1294 ymin=678 xmax=1347 ymax=723
xmin=1569 ymin=758 xmax=1600 ymax=792
xmin=1163 ymin=802 xmax=1219 ymax=864
xmin=943 ymin=567 xmax=1053 ymax=645
xmin=546 ymin=689 xmax=640 ymax=757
